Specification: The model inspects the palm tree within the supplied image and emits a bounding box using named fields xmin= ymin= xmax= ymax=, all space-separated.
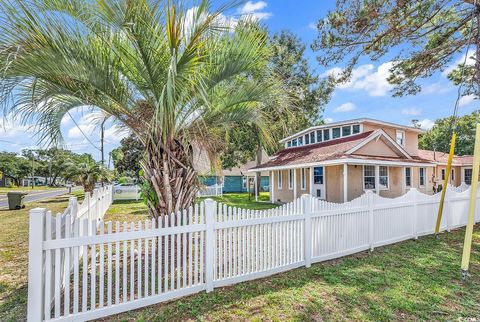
xmin=65 ymin=160 xmax=111 ymax=195
xmin=0 ymin=0 xmax=282 ymax=218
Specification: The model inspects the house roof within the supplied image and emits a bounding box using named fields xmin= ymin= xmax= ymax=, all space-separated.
xmin=251 ymin=130 xmax=435 ymax=171
xmin=279 ymin=118 xmax=424 ymax=143
xmin=418 ymin=149 xmax=474 ymax=166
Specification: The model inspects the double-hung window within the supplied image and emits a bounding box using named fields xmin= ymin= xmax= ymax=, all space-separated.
xmin=277 ymin=170 xmax=282 ymax=189
xmin=465 ymin=168 xmax=473 ymax=185
xmin=396 ymin=130 xmax=405 ymax=146
xmin=405 ymin=167 xmax=411 ymax=187
xmin=419 ymin=167 xmax=426 ymax=186
xmin=314 ymin=167 xmax=324 ymax=184
xmin=379 ymin=166 xmax=389 ymax=189
xmin=363 ymin=165 xmax=376 ymax=190
xmin=441 ymin=169 xmax=445 ymax=181
xmin=301 ymin=168 xmax=306 ymax=190
xmin=288 ymin=169 xmax=294 ymax=190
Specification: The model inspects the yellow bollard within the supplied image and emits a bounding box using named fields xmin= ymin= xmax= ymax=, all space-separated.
xmin=460 ymin=123 xmax=480 ymax=280
xmin=435 ymin=132 xmax=457 ymax=236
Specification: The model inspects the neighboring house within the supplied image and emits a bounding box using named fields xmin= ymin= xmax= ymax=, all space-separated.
xmin=250 ymin=118 xmax=471 ymax=204
xmin=0 ymin=171 xmax=16 ymax=187
xmin=193 ymin=147 xmax=270 ymax=193
xmin=417 ymin=150 xmax=475 ymax=186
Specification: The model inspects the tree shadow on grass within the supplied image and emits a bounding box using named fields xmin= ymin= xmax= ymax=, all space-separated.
xmin=104 ymin=230 xmax=479 ymax=321
xmin=0 ymin=283 xmax=27 ymax=321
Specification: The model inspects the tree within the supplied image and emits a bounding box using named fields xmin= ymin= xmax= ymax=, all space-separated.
xmin=65 ymin=158 xmax=111 ymax=194
xmin=221 ymin=31 xmax=332 ymax=194
xmin=0 ymin=0 xmax=282 ymax=218
xmin=312 ymin=0 xmax=480 ymax=98
xmin=419 ymin=111 xmax=479 ymax=155
xmin=111 ymin=134 xmax=144 ymax=179
xmin=0 ymin=152 xmax=31 ymax=184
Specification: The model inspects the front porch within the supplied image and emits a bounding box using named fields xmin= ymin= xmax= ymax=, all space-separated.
xmin=253 ymin=160 xmax=435 ymax=204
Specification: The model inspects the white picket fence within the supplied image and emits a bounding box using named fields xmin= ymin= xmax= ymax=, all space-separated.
xmin=197 ymin=183 xmax=223 ymax=197
xmin=27 ymin=185 xmax=480 ymax=322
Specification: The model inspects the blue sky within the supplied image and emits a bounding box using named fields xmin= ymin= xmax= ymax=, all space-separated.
xmin=0 ymin=0 xmax=478 ymax=162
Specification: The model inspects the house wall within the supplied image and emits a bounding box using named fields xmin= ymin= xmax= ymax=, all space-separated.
xmin=354 ymin=139 xmax=400 ymax=157
xmin=273 ymin=170 xmax=294 ymax=202
xmin=435 ymin=165 xmax=462 ymax=187
xmin=362 ymin=123 xmax=419 ymax=156
xmin=326 ymin=165 xmax=343 ymax=203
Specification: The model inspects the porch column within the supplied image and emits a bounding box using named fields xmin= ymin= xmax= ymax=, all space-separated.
xmin=343 ymin=163 xmax=348 ymax=202
xmin=375 ymin=165 xmax=380 ymax=195
xmin=271 ymin=171 xmax=275 ymax=203
xmin=309 ymin=167 xmax=314 ymax=196
xmin=293 ymin=169 xmax=298 ymax=200
xmin=402 ymin=166 xmax=406 ymax=194
xmin=254 ymin=174 xmax=258 ymax=201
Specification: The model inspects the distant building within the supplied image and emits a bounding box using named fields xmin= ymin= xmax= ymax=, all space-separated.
xmin=193 ymin=147 xmax=270 ymax=193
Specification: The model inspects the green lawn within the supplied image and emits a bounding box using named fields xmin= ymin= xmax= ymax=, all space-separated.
xmin=1 ymin=193 xmax=480 ymax=321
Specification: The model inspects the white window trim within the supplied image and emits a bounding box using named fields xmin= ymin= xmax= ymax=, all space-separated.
xmin=362 ymin=165 xmax=376 ymax=191
xmin=451 ymin=168 xmax=455 ymax=182
xmin=362 ymin=165 xmax=389 ymax=191
xmin=419 ymin=167 xmax=426 ymax=187
xmin=405 ymin=167 xmax=412 ymax=187
xmin=463 ymin=167 xmax=473 ymax=184
xmin=378 ymin=166 xmax=390 ymax=190
xmin=395 ymin=129 xmax=406 ymax=147
xmin=301 ymin=168 xmax=306 ymax=190
xmin=277 ymin=170 xmax=282 ymax=189
xmin=288 ymin=169 xmax=294 ymax=190
xmin=441 ymin=168 xmax=446 ymax=181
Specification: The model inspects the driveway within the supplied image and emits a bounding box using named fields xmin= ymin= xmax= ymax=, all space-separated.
xmin=0 ymin=188 xmax=76 ymax=209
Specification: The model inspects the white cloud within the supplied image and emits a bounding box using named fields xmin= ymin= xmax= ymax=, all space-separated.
xmin=308 ymin=22 xmax=317 ymax=30
xmin=421 ymin=82 xmax=451 ymax=95
xmin=458 ymin=94 xmax=475 ymax=107
xmin=334 ymin=102 xmax=356 ymax=113
xmin=442 ymin=49 xmax=475 ymax=77
xmin=417 ymin=119 xmax=435 ymax=130
xmin=323 ymin=62 xmax=394 ymax=97
xmin=238 ymin=1 xmax=272 ymax=20
xmin=67 ymin=114 xmax=98 ymax=139
xmin=324 ymin=117 xmax=334 ymax=123
xmin=0 ymin=114 xmax=35 ymax=139
xmin=401 ymin=107 xmax=421 ymax=116
xmin=104 ymin=125 xmax=130 ymax=143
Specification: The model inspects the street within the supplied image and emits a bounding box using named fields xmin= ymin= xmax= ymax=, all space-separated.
xmin=0 ymin=188 xmax=73 ymax=209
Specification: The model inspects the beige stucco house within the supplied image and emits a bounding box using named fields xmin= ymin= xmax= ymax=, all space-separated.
xmin=249 ymin=118 xmax=475 ymax=204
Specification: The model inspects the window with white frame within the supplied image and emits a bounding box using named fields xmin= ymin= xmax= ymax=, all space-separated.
xmin=405 ymin=167 xmax=411 ymax=187
xmin=316 ymin=130 xmax=322 ymax=142
xmin=301 ymin=168 xmax=306 ymax=190
xmin=465 ymin=168 xmax=473 ymax=185
xmin=352 ymin=124 xmax=360 ymax=134
xmin=379 ymin=166 xmax=389 ymax=189
xmin=451 ymin=169 xmax=455 ymax=181
xmin=297 ymin=136 xmax=303 ymax=146
xmin=310 ymin=132 xmax=315 ymax=144
xmin=314 ymin=167 xmax=324 ymax=184
xmin=332 ymin=127 xmax=341 ymax=139
xmin=323 ymin=129 xmax=330 ymax=141
xmin=242 ymin=177 xmax=247 ymax=189
xmin=342 ymin=126 xmax=351 ymax=136
xmin=363 ymin=165 xmax=376 ymax=190
xmin=288 ymin=169 xmax=294 ymax=190
xmin=305 ymin=133 xmax=310 ymax=144
xmin=441 ymin=169 xmax=445 ymax=180
xmin=419 ymin=167 xmax=426 ymax=186
xmin=277 ymin=170 xmax=282 ymax=189
xmin=396 ymin=130 xmax=405 ymax=146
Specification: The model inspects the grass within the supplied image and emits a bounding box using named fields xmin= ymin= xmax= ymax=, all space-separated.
xmin=1 ymin=193 xmax=480 ymax=321
xmin=200 ymin=192 xmax=277 ymax=210
xmin=0 ymin=191 xmax=82 ymax=321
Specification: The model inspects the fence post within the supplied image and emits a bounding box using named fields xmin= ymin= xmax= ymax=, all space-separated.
xmin=204 ymin=198 xmax=216 ymax=292
xmin=302 ymin=194 xmax=312 ymax=268
xmin=412 ymin=189 xmax=418 ymax=239
xmin=27 ymin=208 xmax=46 ymax=322
xmin=368 ymin=191 xmax=375 ymax=251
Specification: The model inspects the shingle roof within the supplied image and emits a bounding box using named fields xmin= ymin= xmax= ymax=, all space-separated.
xmin=418 ymin=149 xmax=473 ymax=166
xmin=251 ymin=131 xmax=434 ymax=170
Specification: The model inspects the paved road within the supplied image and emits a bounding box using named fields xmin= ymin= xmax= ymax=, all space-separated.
xmin=0 ymin=188 xmax=73 ymax=209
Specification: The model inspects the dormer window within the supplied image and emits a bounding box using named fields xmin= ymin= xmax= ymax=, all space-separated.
xmin=298 ymin=136 xmax=303 ymax=146
xmin=353 ymin=124 xmax=360 ymax=134
xmin=342 ymin=126 xmax=351 ymax=136
xmin=316 ymin=130 xmax=322 ymax=142
xmin=323 ymin=129 xmax=330 ymax=141
xmin=310 ymin=132 xmax=315 ymax=143
xmin=305 ymin=133 xmax=310 ymax=144
xmin=332 ymin=127 xmax=341 ymax=139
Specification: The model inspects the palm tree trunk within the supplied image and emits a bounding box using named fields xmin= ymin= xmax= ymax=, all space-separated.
xmin=142 ymin=137 xmax=198 ymax=219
